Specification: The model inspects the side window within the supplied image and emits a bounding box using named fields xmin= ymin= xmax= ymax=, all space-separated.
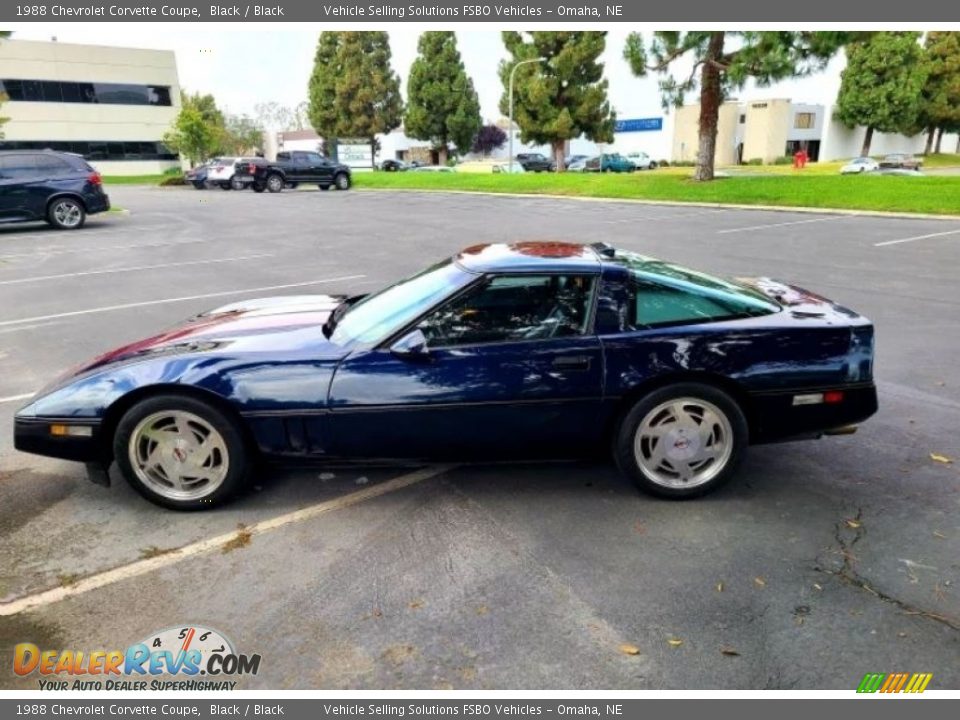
xmin=293 ymin=152 xmax=309 ymax=165
xmin=419 ymin=274 xmax=595 ymax=347
xmin=0 ymin=154 xmax=38 ymax=180
xmin=596 ymin=276 xmax=771 ymax=333
xmin=306 ymin=152 xmax=324 ymax=164
xmin=34 ymin=155 xmax=75 ymax=177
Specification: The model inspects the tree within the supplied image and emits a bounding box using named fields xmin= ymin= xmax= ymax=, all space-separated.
xmin=499 ymin=32 xmax=614 ymax=172
xmin=405 ymin=32 xmax=482 ymax=164
xmin=918 ymin=32 xmax=960 ymax=154
xmin=625 ymin=32 xmax=849 ymax=180
xmin=472 ymin=124 xmax=508 ymax=156
xmin=221 ymin=115 xmax=264 ymax=155
xmin=307 ymin=32 xmax=403 ymax=169
xmin=183 ymin=91 xmax=224 ymax=128
xmin=162 ymin=106 xmax=220 ymax=167
xmin=835 ymin=33 xmax=927 ymax=157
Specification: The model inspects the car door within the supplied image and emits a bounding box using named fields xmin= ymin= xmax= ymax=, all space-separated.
xmin=0 ymin=154 xmax=40 ymax=221
xmin=326 ymin=273 xmax=606 ymax=460
xmin=306 ymin=152 xmax=333 ymax=183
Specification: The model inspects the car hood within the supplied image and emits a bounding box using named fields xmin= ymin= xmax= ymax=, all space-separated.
xmin=41 ymin=294 xmax=349 ymax=389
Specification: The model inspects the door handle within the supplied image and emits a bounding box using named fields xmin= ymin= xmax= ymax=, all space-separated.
xmin=552 ymin=355 xmax=591 ymax=371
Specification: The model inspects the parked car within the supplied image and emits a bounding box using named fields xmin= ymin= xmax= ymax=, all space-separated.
xmin=185 ymin=162 xmax=212 ymax=189
xmin=457 ymin=160 xmax=524 ymax=174
xmin=14 ymin=241 xmax=877 ymax=510
xmin=840 ymin=157 xmax=880 ymax=174
xmin=515 ymin=153 xmax=553 ymax=172
xmin=237 ymin=151 xmax=351 ymax=192
xmin=567 ymin=157 xmax=590 ymax=172
xmin=381 ymin=159 xmax=409 ymax=172
xmin=879 ymin=154 xmax=922 ymax=171
xmin=0 ymin=149 xmax=110 ymax=230
xmin=492 ymin=161 xmax=525 ymax=174
xmin=205 ymin=157 xmax=247 ymax=190
xmin=550 ymin=154 xmax=588 ymax=172
xmin=585 ymin=153 xmax=636 ymax=173
xmin=626 ymin=151 xmax=658 ymax=170
xmin=411 ymin=165 xmax=455 ymax=172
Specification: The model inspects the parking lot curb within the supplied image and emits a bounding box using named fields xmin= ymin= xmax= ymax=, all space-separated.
xmin=355 ymin=188 xmax=960 ymax=221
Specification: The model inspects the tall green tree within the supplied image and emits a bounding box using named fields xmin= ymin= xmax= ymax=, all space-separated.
xmin=0 ymin=31 xmax=11 ymax=139
xmin=625 ymin=32 xmax=849 ymax=180
xmin=499 ymin=32 xmax=615 ymax=172
xmin=918 ymin=32 xmax=960 ymax=154
xmin=405 ymin=32 xmax=481 ymax=164
xmin=307 ymin=32 xmax=403 ymax=168
xmin=162 ymin=106 xmax=220 ymax=167
xmin=221 ymin=115 xmax=264 ymax=155
xmin=835 ymin=32 xmax=927 ymax=157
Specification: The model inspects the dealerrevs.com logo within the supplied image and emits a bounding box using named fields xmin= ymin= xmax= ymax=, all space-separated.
xmin=13 ymin=625 xmax=261 ymax=690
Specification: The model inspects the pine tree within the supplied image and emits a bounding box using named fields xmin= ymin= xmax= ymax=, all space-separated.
xmin=405 ymin=32 xmax=481 ymax=164
xmin=835 ymin=32 xmax=928 ymax=157
xmin=307 ymin=32 xmax=344 ymax=158
xmin=499 ymin=32 xmax=615 ymax=172
xmin=625 ymin=32 xmax=849 ymax=180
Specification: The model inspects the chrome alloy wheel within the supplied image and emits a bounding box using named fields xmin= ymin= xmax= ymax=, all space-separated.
xmin=52 ymin=201 xmax=83 ymax=228
xmin=633 ymin=397 xmax=733 ymax=488
xmin=129 ymin=410 xmax=229 ymax=501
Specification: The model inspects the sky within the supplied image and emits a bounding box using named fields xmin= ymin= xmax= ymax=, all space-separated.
xmin=12 ymin=29 xmax=848 ymax=125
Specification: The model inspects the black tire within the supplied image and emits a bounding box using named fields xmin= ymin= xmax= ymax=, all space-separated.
xmin=229 ymin=175 xmax=245 ymax=191
xmin=649 ymin=162 xmax=658 ymax=170
xmin=219 ymin=183 xmax=231 ymax=190
xmin=252 ymin=183 xmax=266 ymax=193
xmin=334 ymin=172 xmax=351 ymax=191
xmin=193 ymin=182 xmax=206 ymax=190
xmin=319 ymin=184 xmax=331 ymax=191
xmin=113 ymin=394 xmax=252 ymax=511
xmin=613 ymin=382 xmax=748 ymax=500
xmin=46 ymin=197 xmax=86 ymax=230
xmin=266 ymin=174 xmax=284 ymax=193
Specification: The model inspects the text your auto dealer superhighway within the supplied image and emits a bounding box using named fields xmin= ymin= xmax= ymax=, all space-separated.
xmin=47 ymin=5 xmax=203 ymax=16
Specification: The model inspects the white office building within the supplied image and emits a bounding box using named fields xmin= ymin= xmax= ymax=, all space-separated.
xmin=0 ymin=39 xmax=181 ymax=176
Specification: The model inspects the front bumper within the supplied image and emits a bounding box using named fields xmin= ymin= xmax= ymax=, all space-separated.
xmin=13 ymin=417 xmax=105 ymax=462
xmin=748 ymin=382 xmax=878 ymax=444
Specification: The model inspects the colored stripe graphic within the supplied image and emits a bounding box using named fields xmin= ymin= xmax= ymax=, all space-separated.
xmin=857 ymin=672 xmax=932 ymax=693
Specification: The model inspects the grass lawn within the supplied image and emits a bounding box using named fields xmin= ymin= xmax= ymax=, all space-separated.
xmin=102 ymin=175 xmax=167 ymax=185
xmin=355 ymin=170 xmax=960 ymax=215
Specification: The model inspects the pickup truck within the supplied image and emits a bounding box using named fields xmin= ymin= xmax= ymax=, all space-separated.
xmin=236 ymin=150 xmax=352 ymax=193
xmin=514 ymin=153 xmax=553 ymax=173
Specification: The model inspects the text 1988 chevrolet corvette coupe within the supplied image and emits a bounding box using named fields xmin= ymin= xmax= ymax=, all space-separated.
xmin=14 ymin=242 xmax=877 ymax=510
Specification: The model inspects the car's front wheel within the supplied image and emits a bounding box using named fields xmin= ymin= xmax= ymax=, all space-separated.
xmin=614 ymin=383 xmax=747 ymax=499
xmin=229 ymin=175 xmax=245 ymax=191
xmin=113 ymin=394 xmax=251 ymax=510
xmin=334 ymin=172 xmax=350 ymax=190
xmin=47 ymin=198 xmax=86 ymax=230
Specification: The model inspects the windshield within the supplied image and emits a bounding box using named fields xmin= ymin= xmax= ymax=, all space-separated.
xmin=329 ymin=260 xmax=474 ymax=346
xmin=612 ymin=250 xmax=781 ymax=316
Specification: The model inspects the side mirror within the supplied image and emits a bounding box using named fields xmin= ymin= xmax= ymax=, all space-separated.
xmin=390 ymin=329 xmax=430 ymax=360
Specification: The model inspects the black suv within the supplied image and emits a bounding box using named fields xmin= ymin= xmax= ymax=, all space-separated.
xmin=0 ymin=150 xmax=110 ymax=229
xmin=515 ymin=153 xmax=553 ymax=173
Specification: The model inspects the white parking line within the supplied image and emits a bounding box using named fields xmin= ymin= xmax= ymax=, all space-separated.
xmin=716 ymin=215 xmax=851 ymax=234
xmin=0 ymin=464 xmax=454 ymax=617
xmin=874 ymin=228 xmax=960 ymax=247
xmin=0 ymin=275 xmax=365 ymax=328
xmin=0 ymin=392 xmax=33 ymax=404
xmin=0 ymin=254 xmax=274 ymax=286
xmin=0 ymin=237 xmax=205 ymax=261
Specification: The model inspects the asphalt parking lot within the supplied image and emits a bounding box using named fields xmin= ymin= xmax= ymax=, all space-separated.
xmin=1 ymin=185 xmax=958 ymax=689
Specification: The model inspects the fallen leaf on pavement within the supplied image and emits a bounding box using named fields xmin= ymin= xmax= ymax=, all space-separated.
xmin=933 ymin=531 xmax=946 ymax=539
xmin=720 ymin=646 xmax=740 ymax=656
xmin=408 ymin=599 xmax=424 ymax=610
xmin=619 ymin=643 xmax=641 ymax=656
xmin=754 ymin=577 xmax=766 ymax=587
xmin=813 ymin=583 xmax=823 ymax=591
xmin=716 ymin=581 xmax=724 ymax=593
xmin=667 ymin=638 xmax=683 ymax=648
xmin=930 ymin=453 xmax=953 ymax=464
xmin=845 ymin=519 xmax=862 ymax=529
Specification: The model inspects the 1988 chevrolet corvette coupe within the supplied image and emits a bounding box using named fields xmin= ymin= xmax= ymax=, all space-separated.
xmin=14 ymin=242 xmax=877 ymax=510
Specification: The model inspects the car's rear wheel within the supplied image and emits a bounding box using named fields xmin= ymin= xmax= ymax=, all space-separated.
xmin=334 ymin=172 xmax=350 ymax=190
xmin=614 ymin=383 xmax=747 ymax=499
xmin=266 ymin=174 xmax=284 ymax=193
xmin=47 ymin=198 xmax=86 ymax=230
xmin=114 ymin=395 xmax=251 ymax=510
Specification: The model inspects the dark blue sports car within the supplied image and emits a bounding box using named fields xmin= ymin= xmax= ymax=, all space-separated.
xmin=14 ymin=242 xmax=877 ymax=510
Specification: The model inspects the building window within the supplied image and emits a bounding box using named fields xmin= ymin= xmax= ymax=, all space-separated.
xmin=0 ymin=140 xmax=177 ymax=161
xmin=0 ymin=79 xmax=172 ymax=106
xmin=739 ymin=114 xmax=746 ymax=124
xmin=794 ymin=112 xmax=816 ymax=129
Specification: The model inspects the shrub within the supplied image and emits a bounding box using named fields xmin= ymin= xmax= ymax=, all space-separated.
xmin=671 ymin=160 xmax=696 ymax=167
xmin=745 ymin=157 xmax=764 ymax=166
xmin=162 ymin=166 xmax=183 ymax=176
xmin=772 ymin=155 xmax=793 ymax=165
xmin=160 ymin=175 xmax=188 ymax=186
xmin=658 ymin=159 xmax=670 ymax=167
